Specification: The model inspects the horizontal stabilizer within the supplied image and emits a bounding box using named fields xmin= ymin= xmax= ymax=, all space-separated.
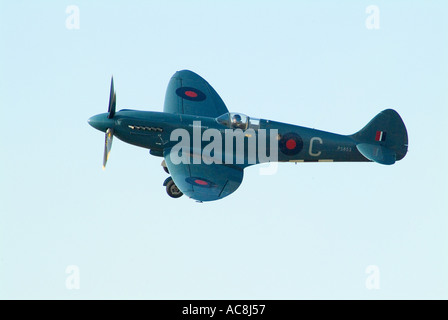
xmin=356 ymin=143 xmax=396 ymax=165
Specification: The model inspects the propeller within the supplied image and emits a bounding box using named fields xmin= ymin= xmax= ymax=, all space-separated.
xmin=108 ymin=77 xmax=116 ymax=119
xmin=103 ymin=128 xmax=114 ymax=170
xmin=103 ymin=76 xmax=116 ymax=169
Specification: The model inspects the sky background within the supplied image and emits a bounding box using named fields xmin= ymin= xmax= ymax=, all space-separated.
xmin=1 ymin=0 xmax=447 ymax=299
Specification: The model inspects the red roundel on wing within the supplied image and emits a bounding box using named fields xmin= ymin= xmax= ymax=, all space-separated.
xmin=194 ymin=179 xmax=208 ymax=186
xmin=175 ymin=87 xmax=206 ymax=101
xmin=286 ymin=139 xmax=296 ymax=150
xmin=185 ymin=177 xmax=214 ymax=188
xmin=185 ymin=91 xmax=198 ymax=98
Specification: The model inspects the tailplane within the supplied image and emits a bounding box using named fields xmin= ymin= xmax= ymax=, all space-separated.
xmin=350 ymin=109 xmax=408 ymax=165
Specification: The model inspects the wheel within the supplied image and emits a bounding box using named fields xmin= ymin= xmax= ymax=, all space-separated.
xmin=163 ymin=165 xmax=169 ymax=174
xmin=166 ymin=180 xmax=183 ymax=198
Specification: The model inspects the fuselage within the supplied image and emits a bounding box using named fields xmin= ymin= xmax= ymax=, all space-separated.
xmin=88 ymin=109 xmax=368 ymax=168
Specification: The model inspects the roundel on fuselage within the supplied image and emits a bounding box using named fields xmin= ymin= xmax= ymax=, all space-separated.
xmin=279 ymin=132 xmax=304 ymax=156
xmin=176 ymin=87 xmax=206 ymax=102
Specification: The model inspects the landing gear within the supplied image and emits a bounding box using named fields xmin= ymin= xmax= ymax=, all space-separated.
xmin=161 ymin=162 xmax=181 ymax=198
xmin=161 ymin=159 xmax=169 ymax=174
xmin=163 ymin=176 xmax=183 ymax=198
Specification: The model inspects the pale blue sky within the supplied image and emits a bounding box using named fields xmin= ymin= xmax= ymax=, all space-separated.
xmin=1 ymin=0 xmax=447 ymax=299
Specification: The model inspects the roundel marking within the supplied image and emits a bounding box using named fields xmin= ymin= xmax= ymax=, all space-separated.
xmin=185 ymin=90 xmax=198 ymax=98
xmin=176 ymin=87 xmax=206 ymax=101
xmin=286 ymin=139 xmax=296 ymax=150
xmin=185 ymin=177 xmax=214 ymax=188
xmin=194 ymin=179 xmax=208 ymax=186
xmin=279 ymin=132 xmax=304 ymax=156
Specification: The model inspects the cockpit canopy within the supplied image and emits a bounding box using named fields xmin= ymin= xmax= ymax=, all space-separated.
xmin=216 ymin=112 xmax=250 ymax=130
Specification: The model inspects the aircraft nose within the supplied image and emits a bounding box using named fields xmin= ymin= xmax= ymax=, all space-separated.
xmin=88 ymin=113 xmax=113 ymax=133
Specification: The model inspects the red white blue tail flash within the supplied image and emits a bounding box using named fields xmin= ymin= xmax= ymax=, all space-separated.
xmin=375 ymin=131 xmax=386 ymax=142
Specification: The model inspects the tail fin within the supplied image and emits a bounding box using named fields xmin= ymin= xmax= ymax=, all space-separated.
xmin=350 ymin=109 xmax=408 ymax=165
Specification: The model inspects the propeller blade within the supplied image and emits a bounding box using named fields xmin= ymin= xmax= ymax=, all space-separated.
xmin=107 ymin=77 xmax=116 ymax=119
xmin=102 ymin=128 xmax=114 ymax=169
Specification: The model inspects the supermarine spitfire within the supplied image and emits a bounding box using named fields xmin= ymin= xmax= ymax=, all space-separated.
xmin=88 ymin=70 xmax=408 ymax=202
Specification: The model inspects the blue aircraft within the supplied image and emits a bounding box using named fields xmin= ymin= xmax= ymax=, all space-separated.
xmin=88 ymin=70 xmax=408 ymax=202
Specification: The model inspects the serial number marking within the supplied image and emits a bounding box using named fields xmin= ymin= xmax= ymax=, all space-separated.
xmin=336 ymin=146 xmax=352 ymax=152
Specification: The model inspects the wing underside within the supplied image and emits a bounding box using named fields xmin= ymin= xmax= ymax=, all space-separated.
xmin=164 ymin=149 xmax=243 ymax=202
